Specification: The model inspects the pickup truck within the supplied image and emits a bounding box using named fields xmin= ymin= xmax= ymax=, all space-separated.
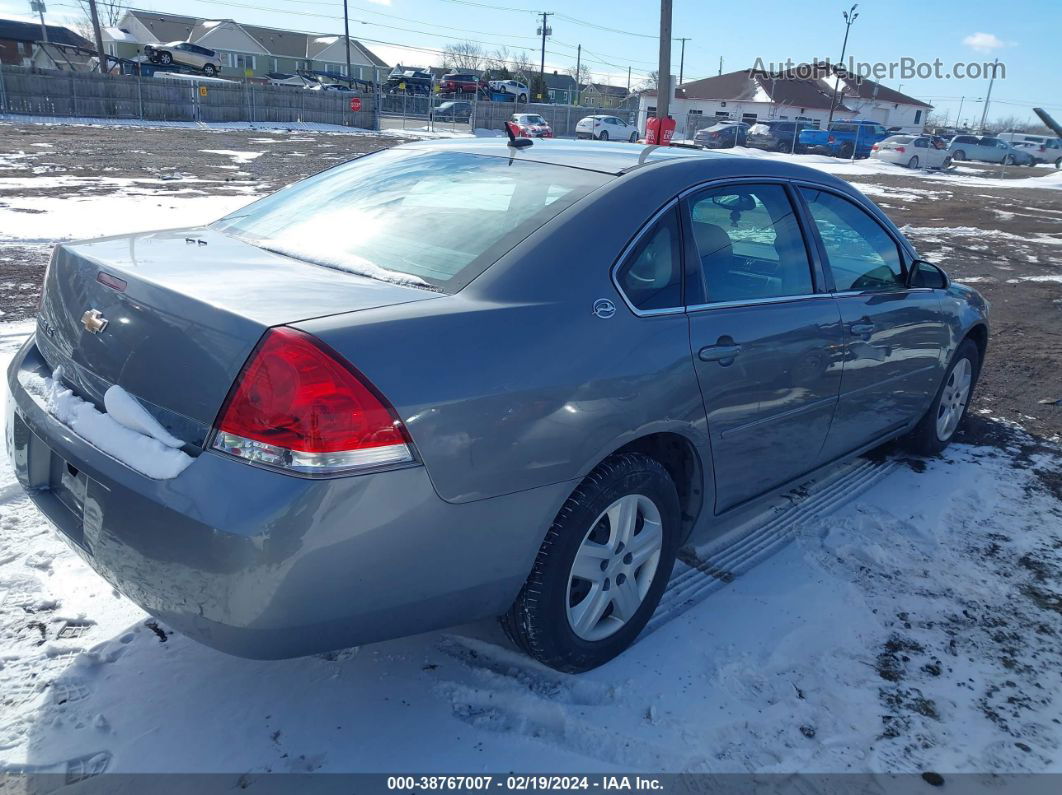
xmin=798 ymin=119 xmax=890 ymax=158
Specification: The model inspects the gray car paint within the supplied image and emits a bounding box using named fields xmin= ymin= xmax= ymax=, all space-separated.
xmin=5 ymin=139 xmax=989 ymax=659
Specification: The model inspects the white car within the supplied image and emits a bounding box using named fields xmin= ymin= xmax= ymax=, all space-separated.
xmin=870 ymin=135 xmax=951 ymax=170
xmin=489 ymin=80 xmax=529 ymax=103
xmin=575 ymin=114 xmax=639 ymax=142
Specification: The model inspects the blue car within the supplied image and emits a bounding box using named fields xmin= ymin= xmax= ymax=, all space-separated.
xmin=799 ymin=119 xmax=891 ymax=158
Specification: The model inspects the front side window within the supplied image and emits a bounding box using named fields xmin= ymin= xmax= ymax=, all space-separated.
xmin=615 ymin=209 xmax=682 ymax=311
xmin=687 ymin=184 xmax=813 ymax=303
xmin=800 ymin=188 xmax=904 ymax=292
xmin=215 ymin=149 xmax=609 ymax=292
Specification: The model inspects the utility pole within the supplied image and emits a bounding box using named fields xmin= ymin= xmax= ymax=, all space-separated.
xmin=574 ymin=44 xmax=581 ymax=105
xmin=30 ymin=0 xmax=48 ymax=43
xmin=826 ymin=3 xmax=859 ymax=128
xmin=657 ymin=0 xmax=672 ymax=121
xmin=87 ymin=0 xmax=106 ymax=73
xmin=978 ymin=59 xmax=999 ymax=132
xmin=718 ymin=56 xmax=723 ymax=76
xmin=626 ymin=66 xmax=631 ymax=94
xmin=956 ymin=95 xmax=965 ymax=129
xmin=343 ymin=0 xmax=352 ymax=86
xmin=537 ymin=11 xmax=552 ymax=103
xmin=676 ymin=37 xmax=690 ymax=86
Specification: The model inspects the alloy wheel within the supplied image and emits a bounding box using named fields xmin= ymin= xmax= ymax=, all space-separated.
xmin=566 ymin=494 xmax=663 ymax=642
xmin=936 ymin=357 xmax=972 ymax=441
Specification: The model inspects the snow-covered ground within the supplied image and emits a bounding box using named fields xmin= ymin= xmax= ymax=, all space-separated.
xmin=2 ymin=322 xmax=1061 ymax=774
xmin=1 ymin=123 xmax=1061 ymax=778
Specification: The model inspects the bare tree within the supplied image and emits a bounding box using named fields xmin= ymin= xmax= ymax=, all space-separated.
xmin=73 ymin=0 xmax=126 ymax=45
xmin=635 ymin=70 xmax=659 ymax=92
xmin=510 ymin=50 xmax=536 ymax=84
xmin=567 ymin=61 xmax=590 ymax=89
xmin=442 ymin=40 xmax=484 ymax=72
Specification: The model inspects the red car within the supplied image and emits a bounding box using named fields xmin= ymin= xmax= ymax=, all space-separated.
xmin=440 ymin=73 xmax=483 ymax=93
xmin=511 ymin=113 xmax=553 ymax=138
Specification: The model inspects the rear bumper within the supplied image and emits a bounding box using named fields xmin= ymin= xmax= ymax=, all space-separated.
xmin=6 ymin=335 xmax=567 ymax=659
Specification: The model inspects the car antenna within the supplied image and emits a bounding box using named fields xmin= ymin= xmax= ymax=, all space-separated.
xmin=504 ymin=121 xmax=533 ymax=149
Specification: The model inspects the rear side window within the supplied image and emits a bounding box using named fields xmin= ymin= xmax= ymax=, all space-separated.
xmin=800 ymin=188 xmax=904 ymax=292
xmin=615 ymin=209 xmax=683 ymax=311
xmin=214 ymin=149 xmax=609 ymax=292
xmin=687 ymin=184 xmax=813 ymax=303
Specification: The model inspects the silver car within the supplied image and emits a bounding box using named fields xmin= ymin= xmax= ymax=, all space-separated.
xmin=6 ymin=140 xmax=989 ymax=672
xmin=144 ymin=41 xmax=223 ymax=76
xmin=948 ymin=135 xmax=1035 ymax=166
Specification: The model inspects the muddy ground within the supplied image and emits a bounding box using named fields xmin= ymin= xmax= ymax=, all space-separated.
xmin=1 ymin=123 xmax=1059 ymax=438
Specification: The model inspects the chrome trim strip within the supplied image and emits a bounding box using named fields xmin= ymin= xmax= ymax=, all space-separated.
xmin=686 ymin=293 xmax=831 ymax=312
xmin=609 ymin=198 xmax=683 ymax=318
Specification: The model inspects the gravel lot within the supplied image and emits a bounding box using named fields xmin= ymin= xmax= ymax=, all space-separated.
xmin=1 ymin=121 xmax=1059 ymax=443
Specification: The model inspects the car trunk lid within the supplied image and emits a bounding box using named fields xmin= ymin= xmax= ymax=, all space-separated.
xmin=35 ymin=227 xmax=439 ymax=447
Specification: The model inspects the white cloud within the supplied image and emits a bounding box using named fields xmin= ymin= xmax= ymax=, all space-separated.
xmin=962 ymin=32 xmax=1008 ymax=53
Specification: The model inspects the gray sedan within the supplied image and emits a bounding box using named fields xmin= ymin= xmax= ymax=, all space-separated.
xmin=5 ymin=140 xmax=989 ymax=672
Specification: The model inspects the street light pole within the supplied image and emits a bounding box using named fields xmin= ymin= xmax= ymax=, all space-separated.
xmin=826 ymin=3 xmax=859 ymax=128
xmin=343 ymin=0 xmax=352 ymax=86
xmin=657 ymin=0 xmax=673 ymax=122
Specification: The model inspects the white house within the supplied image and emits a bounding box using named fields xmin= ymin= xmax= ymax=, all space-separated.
xmin=639 ymin=67 xmax=932 ymax=138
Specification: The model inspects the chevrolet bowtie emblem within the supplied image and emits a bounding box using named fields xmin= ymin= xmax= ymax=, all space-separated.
xmin=81 ymin=309 xmax=108 ymax=334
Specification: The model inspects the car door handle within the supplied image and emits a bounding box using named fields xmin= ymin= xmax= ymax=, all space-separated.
xmin=849 ymin=321 xmax=876 ymax=337
xmin=699 ymin=343 xmax=742 ymax=363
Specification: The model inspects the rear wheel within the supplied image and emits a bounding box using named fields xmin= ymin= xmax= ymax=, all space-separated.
xmin=203 ymin=64 xmax=217 ymax=76
xmin=598 ymin=130 xmax=609 ymax=141
xmin=907 ymin=156 xmax=920 ymax=169
xmin=839 ymin=142 xmax=854 ymax=158
xmin=905 ymin=339 xmax=980 ymax=456
xmin=629 ymin=132 xmax=638 ymax=142
xmin=942 ymin=156 xmax=953 ymax=169
xmin=1004 ymin=155 xmax=1016 ymax=166
xmin=517 ymin=93 xmax=528 ymax=103
xmin=501 ymin=453 xmax=680 ymax=673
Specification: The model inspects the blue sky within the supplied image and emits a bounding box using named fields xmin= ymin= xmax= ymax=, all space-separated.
xmin=3 ymin=0 xmax=1058 ymax=126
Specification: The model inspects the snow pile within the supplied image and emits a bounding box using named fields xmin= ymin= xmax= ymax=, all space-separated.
xmin=201 ymin=150 xmax=265 ymax=165
xmin=20 ymin=368 xmax=192 ymax=480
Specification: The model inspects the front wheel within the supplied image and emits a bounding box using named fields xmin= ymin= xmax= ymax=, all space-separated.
xmin=598 ymin=130 xmax=609 ymax=141
xmin=905 ymin=339 xmax=980 ymax=456
xmin=907 ymin=156 xmax=919 ymax=169
xmin=1004 ymin=155 xmax=1015 ymax=166
xmin=158 ymin=51 xmax=173 ymax=65
xmin=501 ymin=453 xmax=680 ymax=673
xmin=839 ymin=143 xmax=854 ymax=158
xmin=203 ymin=64 xmax=217 ymax=76
xmin=629 ymin=132 xmax=638 ymax=142
xmin=952 ymin=149 xmax=965 ymax=161
xmin=942 ymin=156 xmax=953 ymax=169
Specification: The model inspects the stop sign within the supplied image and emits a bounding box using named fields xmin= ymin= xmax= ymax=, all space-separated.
xmin=349 ymin=97 xmax=362 ymax=112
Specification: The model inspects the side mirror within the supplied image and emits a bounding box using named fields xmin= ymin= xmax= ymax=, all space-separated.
xmin=909 ymin=260 xmax=949 ymax=290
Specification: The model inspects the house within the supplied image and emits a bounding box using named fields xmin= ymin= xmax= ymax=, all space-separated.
xmin=580 ymin=82 xmax=629 ymax=108
xmin=0 ymin=17 xmax=91 ymax=67
xmin=638 ymin=66 xmax=931 ymax=138
xmin=542 ymin=71 xmax=577 ymax=104
xmin=101 ymin=10 xmax=388 ymax=82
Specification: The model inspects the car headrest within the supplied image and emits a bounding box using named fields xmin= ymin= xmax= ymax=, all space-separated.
xmin=692 ymin=221 xmax=732 ymax=258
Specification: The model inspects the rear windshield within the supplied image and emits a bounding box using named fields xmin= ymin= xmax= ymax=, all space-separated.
xmin=213 ymin=148 xmax=609 ymax=292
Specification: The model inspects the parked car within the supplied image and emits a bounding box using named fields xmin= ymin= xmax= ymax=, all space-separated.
xmin=6 ymin=139 xmax=988 ymax=673
xmin=694 ymin=122 xmax=749 ymax=149
xmin=870 ymin=135 xmax=952 ymax=170
xmin=1003 ymin=137 xmax=1062 ymax=168
xmin=435 ymin=101 xmax=473 ymax=123
xmin=575 ymin=114 xmax=639 ymax=142
xmin=948 ymin=135 xmax=1035 ymax=165
xmin=489 ymin=80 xmax=529 ymax=102
xmin=386 ymin=67 xmax=434 ymax=95
xmin=510 ymin=113 xmax=553 ymax=138
xmin=143 ymin=41 xmax=222 ymax=76
xmin=440 ymin=73 xmax=483 ymax=94
xmin=799 ymin=119 xmax=890 ymax=158
xmin=745 ymin=120 xmax=814 ymax=153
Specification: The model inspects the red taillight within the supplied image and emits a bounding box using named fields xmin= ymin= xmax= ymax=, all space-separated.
xmin=828 ymin=135 xmax=836 ymax=143
xmin=895 ymin=145 xmax=906 ymax=153
xmin=212 ymin=327 xmax=412 ymax=475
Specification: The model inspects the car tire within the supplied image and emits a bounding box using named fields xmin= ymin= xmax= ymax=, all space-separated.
xmin=204 ymin=64 xmax=217 ymax=76
xmin=1055 ymin=158 xmax=1061 ymax=169
xmin=598 ymin=130 xmax=609 ymax=141
xmin=629 ymin=132 xmax=638 ymax=142
xmin=518 ymin=94 xmax=528 ymax=103
xmin=942 ymin=156 xmax=952 ymax=169
xmin=159 ymin=51 xmax=173 ymax=65
xmin=778 ymin=141 xmax=792 ymax=153
xmin=952 ymin=150 xmax=965 ymax=161
xmin=907 ymin=156 xmax=919 ymax=169
xmin=839 ymin=143 xmax=854 ymax=158
xmin=500 ymin=452 xmax=680 ymax=673
xmin=905 ymin=339 xmax=980 ymax=456
xmin=1004 ymin=155 xmax=1015 ymax=166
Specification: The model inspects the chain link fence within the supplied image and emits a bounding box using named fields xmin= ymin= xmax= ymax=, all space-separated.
xmin=0 ymin=65 xmax=379 ymax=129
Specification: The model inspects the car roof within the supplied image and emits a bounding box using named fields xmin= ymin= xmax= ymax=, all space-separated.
xmin=394 ymin=138 xmax=854 ymax=185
